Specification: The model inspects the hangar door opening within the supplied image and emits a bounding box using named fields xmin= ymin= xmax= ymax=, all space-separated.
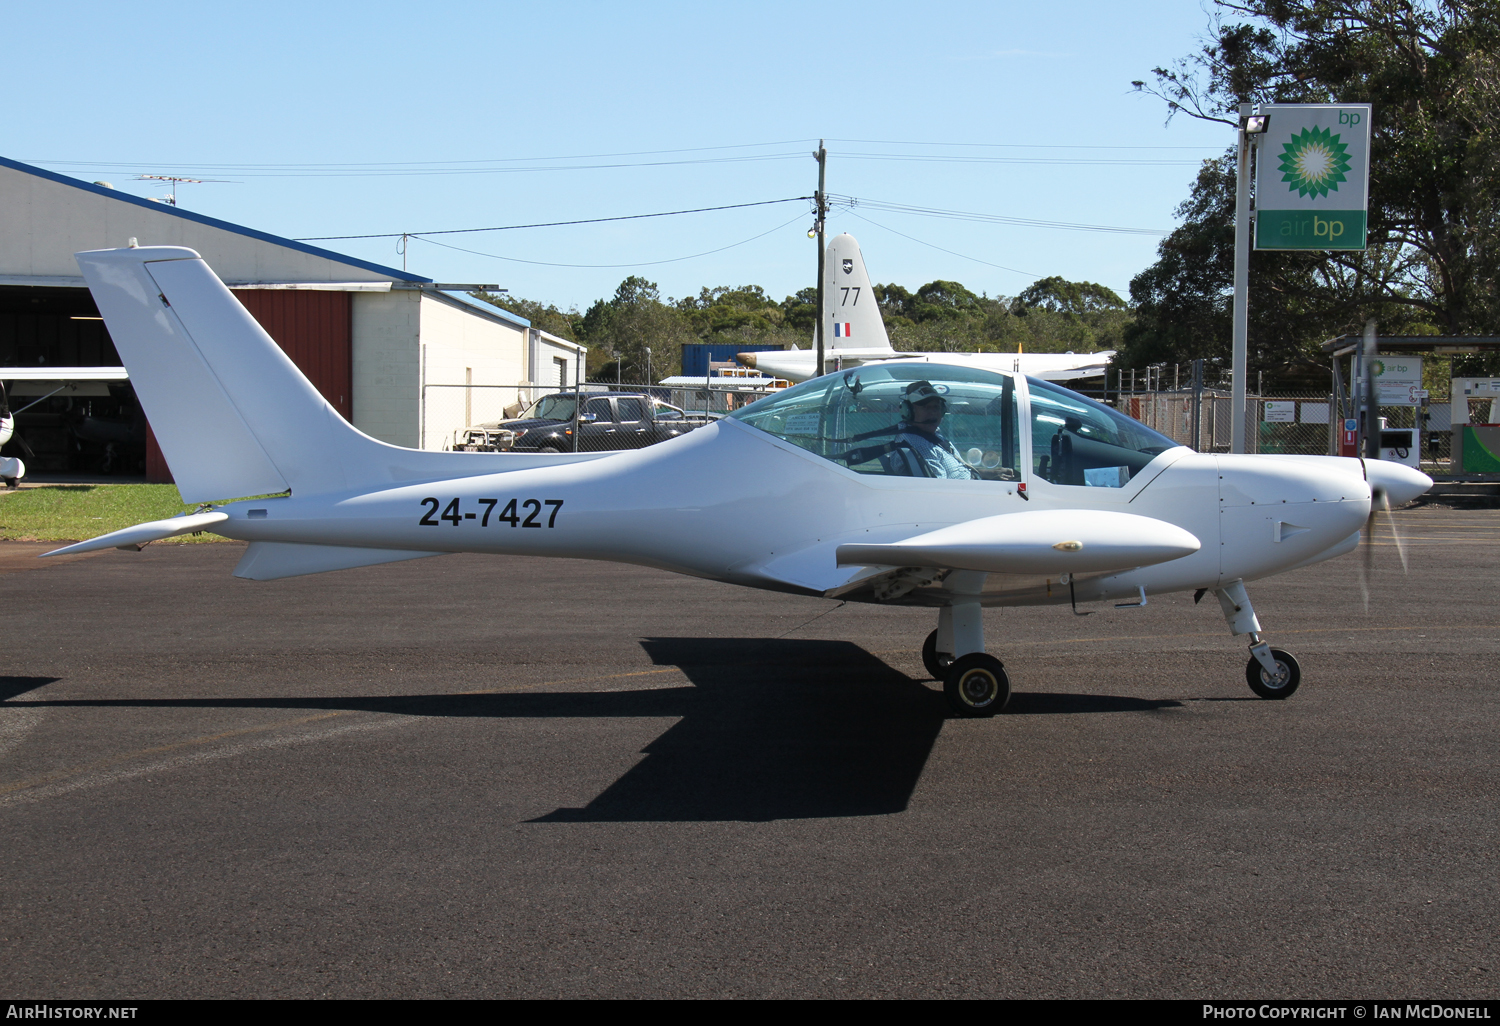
xmin=0 ymin=284 xmax=138 ymax=475
xmin=0 ymin=284 xmax=352 ymax=481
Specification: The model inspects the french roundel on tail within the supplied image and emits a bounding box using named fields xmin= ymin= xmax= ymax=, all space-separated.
xmin=822 ymin=234 xmax=892 ymax=353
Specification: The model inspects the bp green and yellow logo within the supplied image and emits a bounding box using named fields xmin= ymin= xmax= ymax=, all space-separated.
xmin=1277 ymin=127 xmax=1352 ymax=198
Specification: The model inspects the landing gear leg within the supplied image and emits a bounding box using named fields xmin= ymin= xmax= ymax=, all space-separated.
xmin=1216 ymin=579 xmax=1300 ymax=699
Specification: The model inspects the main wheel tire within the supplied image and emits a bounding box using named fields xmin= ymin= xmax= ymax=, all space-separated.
xmin=1246 ymin=648 xmax=1301 ymax=700
xmin=539 ymin=445 xmax=563 ymax=454
xmin=943 ymin=653 xmax=1010 ymax=718
xmin=921 ymin=629 xmax=954 ymax=680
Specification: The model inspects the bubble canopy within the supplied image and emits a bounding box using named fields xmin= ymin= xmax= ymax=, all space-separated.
xmin=728 ymin=363 xmax=1178 ymax=486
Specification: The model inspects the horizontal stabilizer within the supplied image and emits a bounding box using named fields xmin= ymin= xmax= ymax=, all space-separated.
xmin=41 ymin=511 xmax=229 ymax=557
xmin=233 ymin=541 xmax=445 ymax=581
xmin=836 ymin=509 xmax=1199 ymax=575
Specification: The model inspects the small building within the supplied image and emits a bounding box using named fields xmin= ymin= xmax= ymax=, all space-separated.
xmin=0 ymin=155 xmax=584 ymax=479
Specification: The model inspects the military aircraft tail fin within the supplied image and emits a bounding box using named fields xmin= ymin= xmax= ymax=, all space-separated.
xmin=822 ymin=234 xmax=893 ymax=354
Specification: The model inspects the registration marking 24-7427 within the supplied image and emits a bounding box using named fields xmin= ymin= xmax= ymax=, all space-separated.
xmin=418 ymin=498 xmax=563 ymax=528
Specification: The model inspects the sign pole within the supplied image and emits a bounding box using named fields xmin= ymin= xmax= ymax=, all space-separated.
xmin=1231 ymin=103 xmax=1253 ymax=455
xmin=1362 ymin=319 xmax=1381 ymax=460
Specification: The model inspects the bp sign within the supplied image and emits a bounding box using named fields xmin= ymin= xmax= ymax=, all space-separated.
xmin=1255 ymin=103 xmax=1371 ymax=251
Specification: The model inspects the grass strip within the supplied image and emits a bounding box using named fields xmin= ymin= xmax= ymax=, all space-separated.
xmin=0 ymin=484 xmax=228 ymax=543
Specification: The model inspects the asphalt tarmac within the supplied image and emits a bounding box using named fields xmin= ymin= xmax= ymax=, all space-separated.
xmin=0 ymin=508 xmax=1495 ymax=999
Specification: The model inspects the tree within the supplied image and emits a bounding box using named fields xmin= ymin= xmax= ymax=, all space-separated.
xmin=580 ymin=276 xmax=695 ymax=381
xmin=677 ymin=285 xmax=802 ymax=348
xmin=1130 ymin=0 xmax=1500 ymax=377
xmin=780 ymin=287 xmax=819 ymax=335
xmin=1014 ymin=276 xmax=1127 ymax=316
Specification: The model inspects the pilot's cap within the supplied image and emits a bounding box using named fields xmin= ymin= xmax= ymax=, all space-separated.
xmin=905 ymin=380 xmax=945 ymax=405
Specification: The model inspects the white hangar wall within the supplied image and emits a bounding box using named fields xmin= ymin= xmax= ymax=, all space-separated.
xmin=354 ymin=290 xmax=587 ymax=451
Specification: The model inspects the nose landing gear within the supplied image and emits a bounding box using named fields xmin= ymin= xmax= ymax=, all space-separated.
xmin=1217 ymin=579 xmax=1301 ymax=699
xmin=1246 ymin=645 xmax=1301 ymax=699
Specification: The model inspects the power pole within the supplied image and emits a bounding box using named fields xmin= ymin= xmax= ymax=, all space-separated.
xmin=813 ymin=141 xmax=828 ymax=378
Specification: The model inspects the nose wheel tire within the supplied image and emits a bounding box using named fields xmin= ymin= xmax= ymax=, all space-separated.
xmin=1246 ymin=648 xmax=1301 ymax=700
xmin=921 ymin=629 xmax=954 ymax=680
xmin=944 ymin=653 xmax=1010 ymax=717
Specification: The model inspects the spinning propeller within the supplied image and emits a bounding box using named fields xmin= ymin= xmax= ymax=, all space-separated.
xmin=1357 ymin=461 xmax=1411 ymax=611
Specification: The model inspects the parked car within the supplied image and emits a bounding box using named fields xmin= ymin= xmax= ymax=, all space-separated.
xmin=475 ymin=392 xmax=707 ymax=453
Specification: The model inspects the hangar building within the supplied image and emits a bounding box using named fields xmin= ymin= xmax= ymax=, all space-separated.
xmin=0 ymin=155 xmax=583 ymax=482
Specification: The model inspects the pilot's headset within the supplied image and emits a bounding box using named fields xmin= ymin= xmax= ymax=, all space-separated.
xmin=900 ymin=380 xmax=946 ymax=422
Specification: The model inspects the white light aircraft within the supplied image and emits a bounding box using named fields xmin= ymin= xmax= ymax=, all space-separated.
xmin=0 ymin=367 xmax=131 ymax=485
xmin=47 ymin=245 xmax=1431 ymax=717
xmin=736 ymin=234 xmax=1115 ymax=384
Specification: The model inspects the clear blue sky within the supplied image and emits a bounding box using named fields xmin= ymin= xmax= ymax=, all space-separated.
xmin=4 ymin=0 xmax=1233 ymax=311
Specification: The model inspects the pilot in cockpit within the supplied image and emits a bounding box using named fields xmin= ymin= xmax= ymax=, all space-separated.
xmin=895 ymin=381 xmax=974 ymax=480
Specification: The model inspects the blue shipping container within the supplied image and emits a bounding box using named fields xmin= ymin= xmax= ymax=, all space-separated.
xmin=681 ymin=342 xmax=784 ymax=379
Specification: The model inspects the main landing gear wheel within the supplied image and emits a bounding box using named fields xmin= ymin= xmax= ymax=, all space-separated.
xmin=921 ymin=629 xmax=954 ymax=680
xmin=944 ymin=653 xmax=1010 ymax=718
xmin=1246 ymin=648 xmax=1301 ymax=700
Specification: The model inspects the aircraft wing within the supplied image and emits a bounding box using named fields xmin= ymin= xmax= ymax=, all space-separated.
xmin=836 ymin=509 xmax=1198 ymax=576
xmin=739 ymin=509 xmax=1199 ymax=596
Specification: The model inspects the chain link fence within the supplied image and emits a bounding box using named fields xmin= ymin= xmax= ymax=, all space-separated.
xmin=1119 ymin=389 xmax=1336 ymax=455
xmin=1114 ymin=386 xmax=1451 ymax=473
xmin=421 ymin=379 xmax=782 ymax=453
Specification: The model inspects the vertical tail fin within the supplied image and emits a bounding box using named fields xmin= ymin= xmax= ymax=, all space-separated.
xmin=77 ymin=246 xmax=374 ymax=503
xmin=822 ymin=234 xmax=892 ymax=354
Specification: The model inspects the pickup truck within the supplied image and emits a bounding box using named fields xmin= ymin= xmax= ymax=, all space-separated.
xmin=461 ymin=392 xmax=709 ymax=453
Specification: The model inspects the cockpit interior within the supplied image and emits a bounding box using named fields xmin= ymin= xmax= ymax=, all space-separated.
xmin=729 ymin=363 xmax=1178 ymax=488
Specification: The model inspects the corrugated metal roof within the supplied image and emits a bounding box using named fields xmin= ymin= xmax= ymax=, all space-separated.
xmin=432 ymin=289 xmax=530 ymax=328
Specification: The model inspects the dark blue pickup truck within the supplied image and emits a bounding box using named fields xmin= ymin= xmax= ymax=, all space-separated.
xmin=462 ymin=392 xmax=708 ymax=453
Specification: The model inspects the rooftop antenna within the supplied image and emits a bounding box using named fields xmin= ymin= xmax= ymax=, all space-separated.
xmin=133 ymin=174 xmax=232 ymax=207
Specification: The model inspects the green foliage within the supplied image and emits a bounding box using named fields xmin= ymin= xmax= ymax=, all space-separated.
xmin=0 ymin=485 xmax=229 ymax=543
xmin=1130 ymin=0 xmax=1500 ymax=380
xmin=877 ymin=278 xmax=1128 ymax=355
xmin=1015 ymin=276 xmax=1126 ymax=315
xmin=471 ymin=292 xmax=582 ymax=341
xmin=677 ymin=285 xmax=802 ymax=349
xmin=780 ymin=287 xmax=819 ymax=335
xmin=481 ymin=270 xmax=1131 ymax=385
xmin=582 ymin=277 xmax=697 ymax=380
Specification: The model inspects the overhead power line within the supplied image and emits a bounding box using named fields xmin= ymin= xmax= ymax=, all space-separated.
xmin=838 ymin=209 xmax=1040 ymax=279
xmin=829 ymin=194 xmax=1168 ymax=236
xmin=32 ymin=152 xmax=808 ymax=179
xmin=825 ymin=136 xmax=1219 ymax=151
xmin=32 ymin=138 xmax=1222 ymax=180
xmin=411 ymin=213 xmax=805 ymax=269
xmin=297 ymin=197 xmax=813 ymax=241
xmin=836 ymin=152 xmax=1200 ymax=167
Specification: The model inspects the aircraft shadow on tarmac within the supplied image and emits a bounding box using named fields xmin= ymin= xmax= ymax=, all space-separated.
xmin=0 ymin=642 xmax=1182 ymax=823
